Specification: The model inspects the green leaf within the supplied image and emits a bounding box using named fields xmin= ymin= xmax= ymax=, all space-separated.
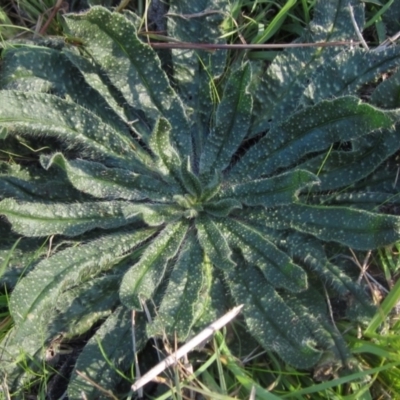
xmin=231 ymin=97 xmax=398 ymax=181
xmin=266 ymin=204 xmax=400 ymax=250
xmin=0 ymin=90 xmax=140 ymax=169
xmin=179 ymin=157 xmax=203 ymax=198
xmin=0 ymin=162 xmax=85 ymax=202
xmin=0 ymin=198 xmax=144 ymax=236
xmin=2 ymin=0 xmax=400 ymax=388
xmin=222 ymin=169 xmax=319 ymax=207
xmin=0 ymin=225 xmax=46 ymax=289
xmin=47 ymin=274 xmax=121 ymax=339
xmin=8 ymin=230 xmax=153 ymax=358
xmin=167 ymin=1 xmax=227 ymax=156
xmin=149 ymin=117 xmax=182 ymax=184
xmin=119 ymin=220 xmax=189 ymax=309
xmin=303 ymin=47 xmax=400 ymax=104
xmin=280 ymin=288 xmax=351 ymax=366
xmin=200 ymin=170 xmax=222 ymax=202
xmin=68 ymin=307 xmax=148 ymax=400
xmin=64 ymin=6 xmax=191 ymax=156
xmin=219 ymin=218 xmax=307 ymax=292
xmin=284 ymin=233 xmax=375 ymax=320
xmin=0 ymin=46 xmax=144 ymax=139
xmin=200 ymin=63 xmax=252 ymax=174
xmin=195 ymin=214 xmax=235 ymax=271
xmin=226 ymin=264 xmax=322 ymax=368
xmin=62 ymin=49 xmax=153 ymax=142
xmin=203 ymin=198 xmax=242 ymax=217
xmin=249 ymin=0 xmax=365 ymax=135
xmin=42 ymin=152 xmax=178 ymax=201
xmin=147 ymin=232 xmax=211 ymax=340
xmin=298 ymin=129 xmax=400 ymax=191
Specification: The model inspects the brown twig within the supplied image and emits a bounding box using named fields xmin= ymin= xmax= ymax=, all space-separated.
xmin=149 ymin=41 xmax=359 ymax=50
xmin=39 ymin=0 xmax=67 ymax=36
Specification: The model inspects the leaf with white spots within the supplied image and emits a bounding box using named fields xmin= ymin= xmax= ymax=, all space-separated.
xmin=42 ymin=152 xmax=178 ymax=201
xmin=68 ymin=307 xmax=148 ymax=400
xmin=219 ymin=218 xmax=307 ymax=292
xmin=0 ymin=90 xmax=141 ymax=170
xmin=222 ymin=169 xmax=319 ymax=206
xmin=284 ymin=232 xmax=375 ymax=319
xmin=303 ymin=47 xmax=400 ymax=104
xmin=0 ymin=46 xmax=145 ymax=139
xmin=149 ymin=117 xmax=182 ymax=184
xmin=200 ymin=63 xmax=252 ymax=174
xmin=147 ymin=232 xmax=211 ymax=340
xmin=249 ymin=0 xmax=365 ymax=135
xmin=0 ymin=161 xmax=85 ymax=202
xmin=64 ymin=6 xmax=191 ymax=156
xmin=8 ymin=230 xmax=154 ymax=358
xmin=231 ymin=96 xmax=399 ymax=181
xmin=226 ymin=264 xmax=322 ymax=368
xmin=0 ymin=198 xmax=145 ymax=237
xmin=120 ymin=220 xmax=189 ymax=310
xmin=267 ymin=204 xmax=400 ymax=250
xmin=196 ymin=214 xmax=235 ymax=271
xmin=298 ymin=130 xmax=400 ymax=192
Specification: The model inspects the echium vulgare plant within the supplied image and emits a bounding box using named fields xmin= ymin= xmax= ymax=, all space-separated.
xmin=1 ymin=0 xmax=400 ymax=397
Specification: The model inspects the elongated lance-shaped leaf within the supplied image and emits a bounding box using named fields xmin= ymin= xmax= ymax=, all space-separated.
xmin=0 ymin=232 xmax=46 ymax=289
xmin=48 ymin=275 xmax=121 ymax=339
xmin=265 ymin=204 xmax=400 ymax=250
xmin=195 ymin=214 xmax=235 ymax=271
xmin=167 ymin=1 xmax=227 ymax=158
xmin=120 ymin=220 xmax=189 ymax=310
xmin=221 ymin=169 xmax=319 ymax=207
xmin=303 ymin=47 xmax=400 ymax=105
xmin=203 ymin=198 xmax=242 ymax=218
xmin=200 ymin=64 xmax=252 ymax=174
xmin=137 ymin=203 xmax=183 ymax=226
xmin=68 ymin=307 xmax=148 ymax=400
xmin=0 ymin=161 xmax=86 ymax=202
xmin=298 ymin=129 xmax=400 ymax=192
xmin=192 ymin=266 xmax=229 ymax=332
xmin=200 ymin=170 xmax=222 ymax=202
xmin=249 ymin=0 xmax=364 ymax=135
xmin=353 ymin=158 xmax=400 ymax=194
xmin=63 ymin=49 xmax=152 ymax=142
xmin=219 ymin=218 xmax=307 ymax=292
xmin=313 ymin=192 xmax=400 ymax=212
xmin=231 ymin=97 xmax=398 ymax=181
xmin=179 ymin=157 xmax=203 ymax=198
xmin=0 ymin=198 xmax=147 ymax=237
xmin=42 ymin=153 xmax=178 ymax=201
xmin=8 ymin=230 xmax=154 ymax=357
xmin=0 ymin=91 xmax=142 ymax=170
xmin=281 ymin=288 xmax=351 ymax=366
xmin=284 ymin=232 xmax=375 ymax=319
xmin=0 ymin=46 xmax=151 ymax=144
xmin=149 ymin=117 xmax=183 ymax=185
xmin=226 ymin=263 xmax=322 ymax=368
xmin=147 ymin=231 xmax=212 ymax=340
xmin=64 ymin=6 xmax=191 ymax=156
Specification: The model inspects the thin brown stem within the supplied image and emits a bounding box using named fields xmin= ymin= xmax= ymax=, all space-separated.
xmin=149 ymin=41 xmax=359 ymax=50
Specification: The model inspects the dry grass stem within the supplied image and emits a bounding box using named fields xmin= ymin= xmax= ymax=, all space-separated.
xmin=131 ymin=305 xmax=244 ymax=392
xmin=149 ymin=41 xmax=360 ymax=50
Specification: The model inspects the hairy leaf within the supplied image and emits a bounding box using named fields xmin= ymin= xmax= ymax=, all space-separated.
xmin=148 ymin=231 xmax=211 ymax=340
xmin=120 ymin=220 xmax=189 ymax=309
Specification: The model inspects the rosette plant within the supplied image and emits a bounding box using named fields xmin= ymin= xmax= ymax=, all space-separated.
xmin=1 ymin=0 xmax=400 ymax=397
